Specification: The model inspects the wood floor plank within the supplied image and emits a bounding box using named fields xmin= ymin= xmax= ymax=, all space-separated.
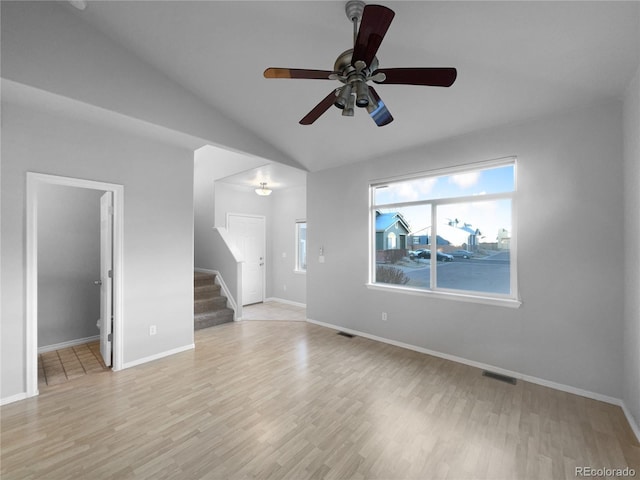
xmin=2 ymin=320 xmax=639 ymax=479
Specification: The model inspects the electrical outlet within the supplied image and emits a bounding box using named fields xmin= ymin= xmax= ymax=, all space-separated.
xmin=382 ymin=312 xmax=388 ymax=321
xmin=149 ymin=325 xmax=157 ymax=336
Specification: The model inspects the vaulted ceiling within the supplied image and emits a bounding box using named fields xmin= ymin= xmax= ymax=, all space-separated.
xmin=12 ymin=1 xmax=640 ymax=173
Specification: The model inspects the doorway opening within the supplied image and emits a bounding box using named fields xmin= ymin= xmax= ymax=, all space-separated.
xmin=26 ymin=173 xmax=124 ymax=398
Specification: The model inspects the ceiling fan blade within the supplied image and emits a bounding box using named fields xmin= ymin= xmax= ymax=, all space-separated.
xmin=368 ymin=86 xmax=393 ymax=127
xmin=264 ymin=68 xmax=335 ymax=80
xmin=352 ymin=5 xmax=395 ymax=68
xmin=372 ymin=68 xmax=457 ymax=87
xmin=299 ymin=89 xmax=339 ymax=125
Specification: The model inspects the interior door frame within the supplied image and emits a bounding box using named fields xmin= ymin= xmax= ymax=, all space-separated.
xmin=25 ymin=172 xmax=124 ymax=398
xmin=226 ymin=213 xmax=266 ymax=305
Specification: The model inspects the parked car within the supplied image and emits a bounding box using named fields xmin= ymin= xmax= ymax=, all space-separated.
xmin=410 ymin=249 xmax=453 ymax=262
xmin=450 ymin=249 xmax=474 ymax=259
xmin=437 ymin=251 xmax=454 ymax=262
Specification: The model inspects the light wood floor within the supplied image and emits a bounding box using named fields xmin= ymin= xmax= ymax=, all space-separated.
xmin=242 ymin=301 xmax=306 ymax=321
xmin=2 ymin=320 xmax=638 ymax=479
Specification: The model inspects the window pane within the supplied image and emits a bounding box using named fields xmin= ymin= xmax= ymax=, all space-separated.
xmin=435 ymin=200 xmax=511 ymax=294
xmin=375 ymin=205 xmax=431 ymax=289
xmin=296 ymin=222 xmax=307 ymax=271
xmin=374 ymin=163 xmax=514 ymax=205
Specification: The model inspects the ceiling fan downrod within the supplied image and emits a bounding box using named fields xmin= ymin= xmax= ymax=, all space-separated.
xmin=345 ymin=0 xmax=365 ymax=45
xmin=337 ymin=1 xmax=370 ymax=115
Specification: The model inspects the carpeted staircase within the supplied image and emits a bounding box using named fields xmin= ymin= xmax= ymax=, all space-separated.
xmin=194 ymin=271 xmax=234 ymax=330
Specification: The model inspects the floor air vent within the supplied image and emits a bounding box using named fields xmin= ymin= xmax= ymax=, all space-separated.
xmin=482 ymin=370 xmax=517 ymax=385
xmin=337 ymin=331 xmax=355 ymax=338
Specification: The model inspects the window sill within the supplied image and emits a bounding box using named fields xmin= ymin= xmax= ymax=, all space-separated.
xmin=365 ymin=283 xmax=522 ymax=308
xmin=294 ymin=269 xmax=307 ymax=275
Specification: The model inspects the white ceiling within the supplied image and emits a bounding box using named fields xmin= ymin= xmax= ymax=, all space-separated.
xmin=196 ymin=144 xmax=308 ymax=191
xmin=69 ymin=1 xmax=638 ymax=174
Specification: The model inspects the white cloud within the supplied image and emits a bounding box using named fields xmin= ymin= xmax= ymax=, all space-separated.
xmin=449 ymin=171 xmax=480 ymax=189
xmin=385 ymin=177 xmax=437 ymax=202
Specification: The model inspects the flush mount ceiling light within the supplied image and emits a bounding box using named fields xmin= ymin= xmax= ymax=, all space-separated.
xmin=255 ymin=182 xmax=272 ymax=196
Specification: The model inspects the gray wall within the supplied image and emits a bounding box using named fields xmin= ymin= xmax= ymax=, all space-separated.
xmin=307 ymin=100 xmax=625 ymax=399
xmin=1 ymin=101 xmax=195 ymax=400
xmin=623 ymin=66 xmax=640 ymax=430
xmin=38 ymin=184 xmax=102 ymax=347
xmin=208 ymin=182 xmax=307 ymax=305
xmin=193 ymin=146 xmax=266 ymax=271
xmin=271 ymin=186 xmax=307 ymax=305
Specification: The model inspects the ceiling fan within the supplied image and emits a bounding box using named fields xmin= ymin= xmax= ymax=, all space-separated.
xmin=263 ymin=1 xmax=457 ymax=127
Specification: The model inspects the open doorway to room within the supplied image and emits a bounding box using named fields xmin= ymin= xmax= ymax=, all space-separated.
xmin=25 ymin=173 xmax=124 ymax=397
xmin=193 ymin=145 xmax=308 ymax=324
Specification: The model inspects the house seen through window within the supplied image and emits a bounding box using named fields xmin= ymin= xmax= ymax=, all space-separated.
xmin=371 ymin=159 xmax=518 ymax=305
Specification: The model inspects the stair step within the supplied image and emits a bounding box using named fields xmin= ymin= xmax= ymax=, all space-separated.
xmin=194 ymin=271 xmax=234 ymax=330
xmin=194 ymin=296 xmax=227 ymax=314
xmin=194 ymin=271 xmax=216 ymax=288
xmin=194 ymin=283 xmax=221 ymax=300
xmin=194 ymin=309 xmax=234 ymax=330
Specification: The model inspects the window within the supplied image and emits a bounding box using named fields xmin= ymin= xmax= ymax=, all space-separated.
xmin=295 ymin=221 xmax=307 ymax=272
xmin=370 ymin=158 xmax=519 ymax=306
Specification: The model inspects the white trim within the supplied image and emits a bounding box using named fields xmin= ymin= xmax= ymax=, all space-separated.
xmin=121 ymin=343 xmax=195 ymax=370
xmin=295 ymin=220 xmax=307 ymax=273
xmin=1 ymin=392 xmax=29 ymax=406
xmin=306 ymin=318 xmax=628 ymax=411
xmin=38 ymin=335 xmax=100 ymax=354
xmin=370 ymin=156 xmax=517 ymax=189
xmin=26 ymin=172 xmax=125 ymax=400
xmin=265 ymin=297 xmax=307 ymax=309
xmin=194 ymin=268 xmax=238 ymax=320
xmin=621 ymin=402 xmax=640 ymax=443
xmin=366 ymin=283 xmax=522 ymax=308
xmin=369 ymin=158 xmax=519 ymax=306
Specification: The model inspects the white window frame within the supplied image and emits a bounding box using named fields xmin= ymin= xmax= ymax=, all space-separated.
xmin=368 ymin=157 xmax=521 ymax=308
xmin=295 ymin=220 xmax=307 ymax=273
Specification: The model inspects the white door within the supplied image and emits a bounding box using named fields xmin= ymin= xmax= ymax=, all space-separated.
xmin=228 ymin=214 xmax=265 ymax=305
xmin=99 ymin=192 xmax=113 ymax=367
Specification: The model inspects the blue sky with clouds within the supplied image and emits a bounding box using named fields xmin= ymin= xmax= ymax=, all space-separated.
xmin=375 ymin=164 xmax=514 ymax=243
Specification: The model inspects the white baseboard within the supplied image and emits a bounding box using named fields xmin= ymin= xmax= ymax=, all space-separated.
xmin=306 ymin=317 xmax=639 ymax=442
xmin=121 ymin=343 xmax=195 ymax=370
xmin=38 ymin=335 xmax=100 ymax=354
xmin=1 ymin=392 xmax=29 ymax=406
xmin=621 ymin=402 xmax=640 ymax=443
xmin=265 ymin=297 xmax=307 ymax=309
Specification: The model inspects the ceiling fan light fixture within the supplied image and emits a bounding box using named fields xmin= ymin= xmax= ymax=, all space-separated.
xmin=342 ymin=94 xmax=356 ymax=116
xmin=334 ymin=84 xmax=352 ymax=109
xmin=355 ymin=81 xmax=369 ymax=107
xmin=255 ymin=182 xmax=272 ymax=196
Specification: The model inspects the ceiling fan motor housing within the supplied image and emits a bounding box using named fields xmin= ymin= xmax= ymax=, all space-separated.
xmin=333 ymin=49 xmax=379 ymax=109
